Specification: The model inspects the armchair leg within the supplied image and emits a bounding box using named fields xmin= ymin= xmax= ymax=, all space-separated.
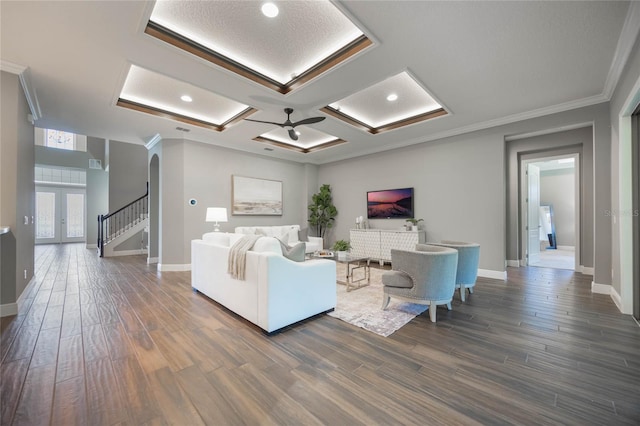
xmin=468 ymin=286 xmax=474 ymax=294
xmin=429 ymin=303 xmax=437 ymax=322
xmin=382 ymin=294 xmax=391 ymax=310
xmin=460 ymin=287 xmax=466 ymax=302
xmin=446 ymin=302 xmax=452 ymax=310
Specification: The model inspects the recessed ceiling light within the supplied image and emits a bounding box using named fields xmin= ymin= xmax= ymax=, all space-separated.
xmin=181 ymin=95 xmax=193 ymax=102
xmin=261 ymin=2 xmax=279 ymax=18
xmin=295 ymin=131 xmax=301 ymax=136
xmin=386 ymin=93 xmax=398 ymax=102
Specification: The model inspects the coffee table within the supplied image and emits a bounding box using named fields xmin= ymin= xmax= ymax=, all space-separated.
xmin=314 ymin=253 xmax=370 ymax=291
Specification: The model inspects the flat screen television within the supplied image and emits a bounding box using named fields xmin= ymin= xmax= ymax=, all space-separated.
xmin=367 ymin=187 xmax=414 ymax=219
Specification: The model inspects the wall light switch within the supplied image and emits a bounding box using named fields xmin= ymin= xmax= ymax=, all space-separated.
xmin=24 ymin=216 xmax=29 ymax=225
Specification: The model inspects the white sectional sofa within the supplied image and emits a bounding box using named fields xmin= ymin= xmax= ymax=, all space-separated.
xmin=234 ymin=225 xmax=323 ymax=253
xmin=191 ymin=232 xmax=336 ymax=333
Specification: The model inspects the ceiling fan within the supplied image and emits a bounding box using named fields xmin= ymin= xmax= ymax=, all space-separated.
xmin=244 ymin=108 xmax=325 ymax=141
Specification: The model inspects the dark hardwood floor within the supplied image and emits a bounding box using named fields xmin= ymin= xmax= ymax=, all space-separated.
xmin=1 ymin=244 xmax=639 ymax=425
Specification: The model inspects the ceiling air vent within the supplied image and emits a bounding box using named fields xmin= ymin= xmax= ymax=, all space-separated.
xmin=89 ymin=159 xmax=102 ymax=170
xmin=176 ymin=126 xmax=191 ymax=132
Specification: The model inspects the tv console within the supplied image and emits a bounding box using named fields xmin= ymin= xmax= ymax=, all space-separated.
xmin=350 ymin=229 xmax=426 ymax=265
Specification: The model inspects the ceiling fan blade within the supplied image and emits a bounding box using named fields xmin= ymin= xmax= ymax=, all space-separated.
xmin=244 ymin=118 xmax=285 ymax=127
xmin=288 ymin=129 xmax=299 ymax=141
xmin=291 ymin=116 xmax=326 ymax=127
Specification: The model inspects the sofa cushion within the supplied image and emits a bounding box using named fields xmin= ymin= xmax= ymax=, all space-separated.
xmin=298 ymin=228 xmax=309 ymax=242
xmin=252 ymin=237 xmax=283 ymax=255
xmin=202 ymin=232 xmax=230 ymax=246
xmin=382 ymin=270 xmax=414 ymax=288
xmin=277 ymin=238 xmax=306 ymax=262
xmin=229 ymin=233 xmax=246 ymax=247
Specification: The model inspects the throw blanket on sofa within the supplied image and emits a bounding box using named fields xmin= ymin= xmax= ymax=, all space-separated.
xmin=228 ymin=235 xmax=261 ymax=280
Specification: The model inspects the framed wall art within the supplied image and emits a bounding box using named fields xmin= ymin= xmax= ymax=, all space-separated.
xmin=232 ymin=175 xmax=283 ymax=215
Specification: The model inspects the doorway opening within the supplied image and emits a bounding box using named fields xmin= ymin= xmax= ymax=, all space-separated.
xmin=521 ymin=154 xmax=579 ymax=271
xmin=34 ymin=165 xmax=87 ymax=244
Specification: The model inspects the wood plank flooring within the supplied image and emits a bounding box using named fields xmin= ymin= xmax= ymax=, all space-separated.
xmin=1 ymin=244 xmax=639 ymax=425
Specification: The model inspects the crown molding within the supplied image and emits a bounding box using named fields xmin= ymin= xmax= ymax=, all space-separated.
xmin=318 ymin=94 xmax=609 ymax=165
xmin=603 ymin=1 xmax=640 ymax=99
xmin=0 ymin=60 xmax=26 ymax=74
xmin=1 ymin=60 xmax=42 ymax=121
xmin=145 ymin=133 xmax=162 ymax=150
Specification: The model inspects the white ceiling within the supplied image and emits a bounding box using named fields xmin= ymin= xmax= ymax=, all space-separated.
xmin=1 ymin=1 xmax=637 ymax=165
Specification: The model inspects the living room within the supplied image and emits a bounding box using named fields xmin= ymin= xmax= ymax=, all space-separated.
xmin=1 ymin=1 xmax=640 ymax=424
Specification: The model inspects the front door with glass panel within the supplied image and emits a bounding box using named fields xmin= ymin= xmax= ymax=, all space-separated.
xmin=36 ymin=187 xmax=85 ymax=244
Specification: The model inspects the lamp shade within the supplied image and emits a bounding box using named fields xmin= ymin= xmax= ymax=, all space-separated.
xmin=206 ymin=207 xmax=228 ymax=222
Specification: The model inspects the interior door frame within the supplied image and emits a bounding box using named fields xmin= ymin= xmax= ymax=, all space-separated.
xmin=526 ymin=163 xmax=541 ymax=266
xmin=520 ymin=153 xmax=580 ymax=270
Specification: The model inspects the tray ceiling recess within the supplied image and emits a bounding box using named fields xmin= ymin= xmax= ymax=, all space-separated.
xmin=145 ymin=1 xmax=372 ymax=94
xmin=253 ymin=125 xmax=347 ymax=154
xmin=322 ymin=71 xmax=448 ymax=134
xmin=117 ymin=65 xmax=255 ymax=131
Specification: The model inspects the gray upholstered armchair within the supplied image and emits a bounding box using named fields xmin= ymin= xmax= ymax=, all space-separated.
xmin=424 ymin=241 xmax=480 ymax=302
xmin=381 ymin=245 xmax=458 ymax=323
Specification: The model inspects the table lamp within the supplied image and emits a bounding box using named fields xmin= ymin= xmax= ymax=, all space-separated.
xmin=206 ymin=207 xmax=228 ymax=232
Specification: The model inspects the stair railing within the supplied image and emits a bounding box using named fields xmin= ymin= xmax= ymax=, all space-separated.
xmin=98 ymin=182 xmax=149 ymax=257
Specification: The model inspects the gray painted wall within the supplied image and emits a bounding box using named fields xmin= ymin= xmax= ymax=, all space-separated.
xmin=540 ymin=168 xmax=575 ymax=246
xmin=181 ymin=140 xmax=310 ymax=264
xmin=318 ymin=131 xmax=506 ymax=273
xmin=85 ymin=137 xmax=108 ymax=248
xmin=507 ymin=126 xmax=593 ymax=267
xmin=320 ymin=103 xmax=610 ymax=278
xmin=108 ymin=140 xmax=147 ymax=212
xmin=152 ymin=139 xmax=312 ymax=266
xmin=1 ymin=71 xmax=35 ymax=306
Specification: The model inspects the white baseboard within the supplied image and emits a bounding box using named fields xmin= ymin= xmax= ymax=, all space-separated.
xmin=3 ymin=276 xmax=35 ymax=317
xmin=591 ymin=281 xmax=611 ymax=294
xmin=506 ymin=260 xmax=520 ymax=267
xmin=557 ymin=245 xmax=575 ymax=251
xmin=147 ymin=257 xmax=158 ymax=264
xmin=478 ymin=269 xmax=507 ymax=280
xmin=581 ymin=266 xmax=594 ymax=275
xmin=107 ymin=249 xmax=147 ymax=257
xmin=158 ymin=263 xmax=191 ymax=272
xmin=86 ymin=243 xmax=97 ymax=249
xmin=0 ymin=303 xmax=18 ymax=317
xmin=610 ymin=286 xmax=625 ymax=313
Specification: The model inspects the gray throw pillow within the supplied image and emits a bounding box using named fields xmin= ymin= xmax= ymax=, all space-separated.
xmin=277 ymin=238 xmax=306 ymax=262
xmin=298 ymin=228 xmax=309 ymax=242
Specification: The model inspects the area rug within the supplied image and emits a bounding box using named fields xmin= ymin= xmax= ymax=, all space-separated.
xmin=327 ymin=264 xmax=427 ymax=337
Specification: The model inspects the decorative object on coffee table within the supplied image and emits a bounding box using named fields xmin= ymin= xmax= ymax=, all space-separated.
xmin=332 ymin=239 xmax=351 ymax=260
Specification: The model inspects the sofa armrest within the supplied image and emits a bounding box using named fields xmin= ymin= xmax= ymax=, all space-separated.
xmin=257 ymin=255 xmax=336 ymax=332
xmin=305 ymin=236 xmax=323 ymax=253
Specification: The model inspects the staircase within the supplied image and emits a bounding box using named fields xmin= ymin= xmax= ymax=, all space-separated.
xmin=98 ymin=183 xmax=149 ymax=257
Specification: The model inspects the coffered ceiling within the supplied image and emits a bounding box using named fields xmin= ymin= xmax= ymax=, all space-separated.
xmin=1 ymin=1 xmax=637 ymax=165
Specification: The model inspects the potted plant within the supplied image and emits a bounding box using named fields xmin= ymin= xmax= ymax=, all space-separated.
xmin=308 ymin=184 xmax=338 ymax=239
xmin=332 ymin=239 xmax=351 ymax=259
xmin=406 ymin=218 xmax=423 ymax=231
